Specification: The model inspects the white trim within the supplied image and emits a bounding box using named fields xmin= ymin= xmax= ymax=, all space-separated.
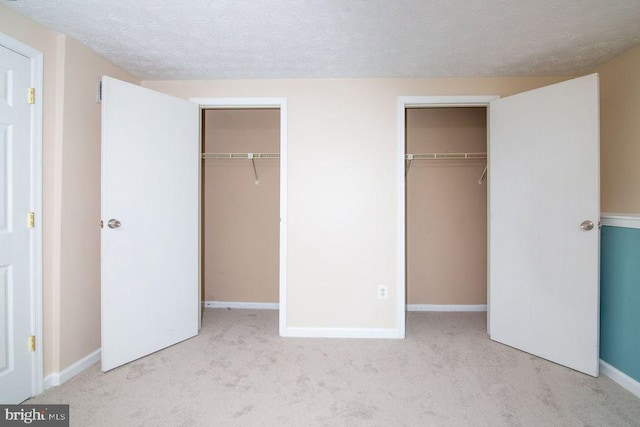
xmin=190 ymin=97 xmax=286 ymax=109
xmin=407 ymin=304 xmax=487 ymax=312
xmin=282 ymin=327 xmax=403 ymax=339
xmin=44 ymin=349 xmax=101 ymax=390
xmin=397 ymin=96 xmax=499 ymax=337
xmin=601 ymin=213 xmax=640 ymax=230
xmin=203 ymin=301 xmax=279 ymax=310
xmin=396 ymin=98 xmax=407 ymax=338
xmin=400 ymin=96 xmax=500 ymax=108
xmin=197 ymin=106 xmax=202 ymax=331
xmin=0 ymin=33 xmax=42 ymax=58
xmin=190 ymin=97 xmax=288 ymax=337
xmin=600 ymin=360 xmax=640 ymax=399
xmin=279 ymin=101 xmax=288 ymax=337
xmin=0 ymin=32 xmax=44 ymax=397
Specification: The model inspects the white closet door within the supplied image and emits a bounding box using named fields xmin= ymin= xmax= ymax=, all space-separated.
xmin=0 ymin=44 xmax=34 ymax=403
xmin=101 ymin=77 xmax=199 ymax=371
xmin=489 ymin=74 xmax=600 ymax=376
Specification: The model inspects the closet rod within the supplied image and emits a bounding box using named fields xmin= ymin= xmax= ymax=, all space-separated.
xmin=405 ymin=152 xmax=488 ymax=184
xmin=202 ymin=152 xmax=279 ymax=185
xmin=202 ymin=152 xmax=280 ymax=159
xmin=405 ymin=152 xmax=486 ymax=160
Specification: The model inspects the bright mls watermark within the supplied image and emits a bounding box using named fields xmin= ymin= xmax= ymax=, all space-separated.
xmin=0 ymin=405 xmax=69 ymax=426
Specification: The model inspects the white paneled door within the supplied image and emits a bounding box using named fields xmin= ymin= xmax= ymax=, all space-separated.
xmin=101 ymin=77 xmax=199 ymax=371
xmin=489 ymin=74 xmax=600 ymax=376
xmin=0 ymin=45 xmax=34 ymax=402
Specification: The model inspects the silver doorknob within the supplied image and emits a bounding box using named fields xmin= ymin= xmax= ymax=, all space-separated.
xmin=107 ymin=219 xmax=121 ymax=229
xmin=580 ymin=220 xmax=594 ymax=231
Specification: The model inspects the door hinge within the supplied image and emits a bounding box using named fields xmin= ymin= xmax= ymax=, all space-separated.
xmin=97 ymin=79 xmax=102 ymax=103
xmin=28 ymin=87 xmax=35 ymax=104
xmin=28 ymin=211 xmax=35 ymax=229
xmin=29 ymin=335 xmax=36 ymax=352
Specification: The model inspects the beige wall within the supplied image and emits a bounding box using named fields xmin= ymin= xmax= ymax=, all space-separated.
xmin=597 ymin=44 xmax=640 ymax=213
xmin=144 ymin=77 xmax=565 ymax=330
xmin=202 ymin=109 xmax=280 ymax=303
xmin=406 ymin=108 xmax=487 ymax=305
xmin=0 ymin=5 xmax=139 ymax=375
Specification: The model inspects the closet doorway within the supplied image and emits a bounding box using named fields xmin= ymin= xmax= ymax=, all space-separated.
xmin=197 ymin=98 xmax=288 ymax=335
xmin=405 ymin=107 xmax=488 ymax=314
xmin=397 ymin=77 xmax=600 ymax=376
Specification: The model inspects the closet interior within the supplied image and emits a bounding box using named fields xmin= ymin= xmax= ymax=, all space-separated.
xmin=405 ymin=107 xmax=488 ymax=308
xmin=201 ymin=109 xmax=280 ymax=306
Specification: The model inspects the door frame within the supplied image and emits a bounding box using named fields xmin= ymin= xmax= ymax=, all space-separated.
xmin=397 ymin=96 xmax=499 ymax=337
xmin=190 ymin=97 xmax=288 ymax=336
xmin=0 ymin=32 xmax=44 ymax=395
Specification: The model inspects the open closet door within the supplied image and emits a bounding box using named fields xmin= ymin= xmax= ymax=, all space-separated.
xmin=489 ymin=74 xmax=600 ymax=376
xmin=101 ymin=76 xmax=199 ymax=371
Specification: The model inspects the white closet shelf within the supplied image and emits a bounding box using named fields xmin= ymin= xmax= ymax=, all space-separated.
xmin=405 ymin=152 xmax=488 ymax=184
xmin=202 ymin=152 xmax=279 ymax=184
xmin=202 ymin=152 xmax=280 ymax=159
xmin=405 ymin=152 xmax=486 ymax=160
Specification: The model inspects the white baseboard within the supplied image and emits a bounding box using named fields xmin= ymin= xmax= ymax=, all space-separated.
xmin=282 ymin=327 xmax=404 ymax=339
xmin=203 ymin=301 xmax=279 ymax=310
xmin=407 ymin=304 xmax=487 ymax=312
xmin=44 ymin=348 xmax=101 ymax=390
xmin=600 ymin=360 xmax=640 ymax=399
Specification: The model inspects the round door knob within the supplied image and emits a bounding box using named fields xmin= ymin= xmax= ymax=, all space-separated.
xmin=107 ymin=219 xmax=121 ymax=229
xmin=580 ymin=220 xmax=594 ymax=231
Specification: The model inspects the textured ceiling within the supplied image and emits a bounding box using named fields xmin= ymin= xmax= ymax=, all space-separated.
xmin=4 ymin=0 xmax=640 ymax=80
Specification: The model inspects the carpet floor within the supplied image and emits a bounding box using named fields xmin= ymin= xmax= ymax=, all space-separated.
xmin=28 ymin=309 xmax=640 ymax=426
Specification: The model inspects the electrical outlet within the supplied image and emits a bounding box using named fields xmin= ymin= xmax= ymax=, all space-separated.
xmin=377 ymin=285 xmax=388 ymax=300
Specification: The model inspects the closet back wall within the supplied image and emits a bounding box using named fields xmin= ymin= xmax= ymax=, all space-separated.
xmin=406 ymin=108 xmax=487 ymax=305
xmin=202 ymin=109 xmax=280 ymax=303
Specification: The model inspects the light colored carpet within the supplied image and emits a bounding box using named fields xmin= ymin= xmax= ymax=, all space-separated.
xmin=29 ymin=309 xmax=640 ymax=426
